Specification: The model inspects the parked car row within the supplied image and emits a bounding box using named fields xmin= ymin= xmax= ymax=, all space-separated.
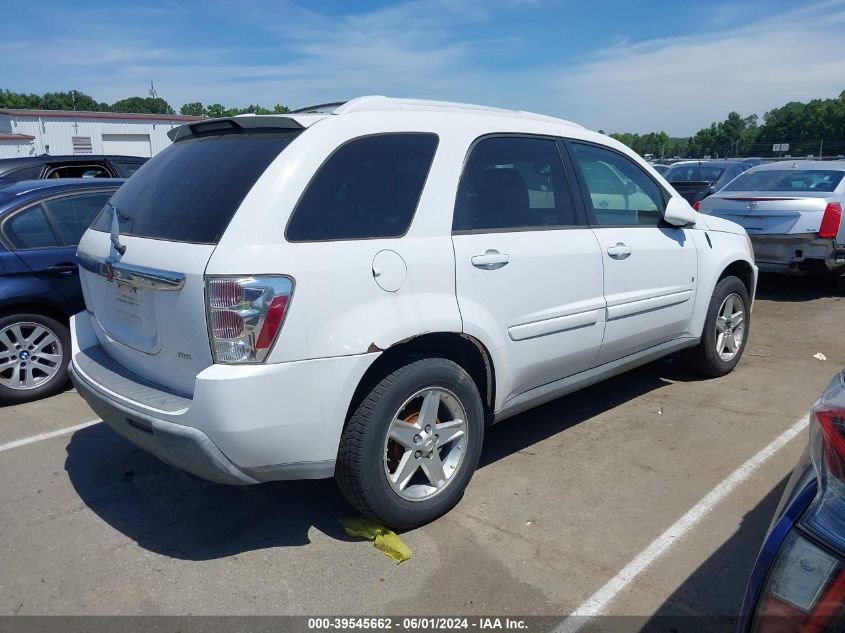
xmin=697 ymin=161 xmax=845 ymax=281
xmin=646 ymin=157 xmax=845 ymax=283
xmin=1 ymin=100 xmax=841 ymax=631
xmin=0 ymin=154 xmax=146 ymax=184
xmin=0 ymin=179 xmax=124 ymax=402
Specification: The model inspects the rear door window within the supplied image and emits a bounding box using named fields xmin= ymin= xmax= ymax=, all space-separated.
xmin=453 ymin=135 xmax=576 ymax=231
xmin=3 ymin=206 xmax=59 ymax=249
xmin=286 ymin=133 xmax=438 ymax=241
xmin=91 ymin=131 xmax=299 ymax=244
xmin=43 ymin=191 xmax=114 ymax=245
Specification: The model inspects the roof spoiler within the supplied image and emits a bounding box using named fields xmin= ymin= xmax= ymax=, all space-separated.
xmin=168 ymin=116 xmax=305 ymax=142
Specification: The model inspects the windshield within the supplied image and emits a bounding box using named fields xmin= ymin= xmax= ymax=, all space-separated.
xmin=90 ymin=130 xmax=299 ymax=244
xmin=723 ymin=169 xmax=844 ymax=192
xmin=664 ymin=164 xmax=725 ymax=183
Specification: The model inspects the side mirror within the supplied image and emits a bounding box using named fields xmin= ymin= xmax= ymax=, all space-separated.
xmin=663 ymin=196 xmax=697 ymax=227
xmin=624 ymin=180 xmax=638 ymax=196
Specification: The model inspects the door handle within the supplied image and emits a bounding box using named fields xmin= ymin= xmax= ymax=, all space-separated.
xmin=43 ymin=263 xmax=78 ymax=277
xmin=471 ymin=249 xmax=510 ymax=270
xmin=606 ymin=243 xmax=632 ymax=260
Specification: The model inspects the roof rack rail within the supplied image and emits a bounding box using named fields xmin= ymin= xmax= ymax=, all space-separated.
xmin=289 ymin=101 xmax=348 ymax=114
xmin=330 ymin=96 xmax=582 ymax=127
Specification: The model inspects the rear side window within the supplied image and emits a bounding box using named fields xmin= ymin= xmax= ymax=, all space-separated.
xmin=91 ymin=131 xmax=299 ymax=244
xmin=7 ymin=166 xmax=42 ymax=181
xmin=286 ymin=133 xmax=438 ymax=242
xmin=664 ymin=165 xmax=726 ymax=182
xmin=453 ymin=136 xmax=576 ymax=231
xmin=44 ymin=191 xmax=114 ymax=245
xmin=46 ymin=164 xmax=110 ymax=179
xmin=3 ymin=206 xmax=58 ymax=249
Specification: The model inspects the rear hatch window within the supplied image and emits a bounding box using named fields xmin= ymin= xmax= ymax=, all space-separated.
xmin=90 ymin=131 xmax=300 ymax=244
xmin=665 ymin=165 xmax=725 ymax=182
xmin=723 ymin=170 xmax=844 ymax=193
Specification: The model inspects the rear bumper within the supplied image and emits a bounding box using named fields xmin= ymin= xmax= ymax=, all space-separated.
xmin=71 ymin=365 xmax=259 ymax=485
xmin=749 ymin=233 xmax=845 ymax=275
xmin=69 ymin=311 xmax=378 ymax=484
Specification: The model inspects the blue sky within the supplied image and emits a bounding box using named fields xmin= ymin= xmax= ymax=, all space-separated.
xmin=3 ymin=0 xmax=844 ymax=135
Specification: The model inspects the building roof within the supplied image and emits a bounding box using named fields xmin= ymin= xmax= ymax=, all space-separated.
xmin=0 ymin=133 xmax=35 ymax=141
xmin=0 ymin=109 xmax=205 ymax=122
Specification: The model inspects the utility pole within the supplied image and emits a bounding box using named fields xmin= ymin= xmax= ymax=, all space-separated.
xmin=149 ymin=81 xmax=157 ymax=99
xmin=820 ymin=139 xmax=824 ymax=160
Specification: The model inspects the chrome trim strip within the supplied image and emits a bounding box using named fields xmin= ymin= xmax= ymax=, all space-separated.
xmin=76 ymin=252 xmax=185 ymax=291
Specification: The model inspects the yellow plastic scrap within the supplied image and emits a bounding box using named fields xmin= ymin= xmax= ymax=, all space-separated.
xmin=340 ymin=516 xmax=413 ymax=563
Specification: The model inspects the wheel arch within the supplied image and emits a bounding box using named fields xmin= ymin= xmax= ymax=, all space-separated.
xmin=345 ymin=332 xmax=496 ymax=425
xmin=718 ymin=259 xmax=756 ymax=298
xmin=0 ymin=301 xmax=70 ymax=326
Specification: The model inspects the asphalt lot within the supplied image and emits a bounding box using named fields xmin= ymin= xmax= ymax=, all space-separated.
xmin=0 ymin=274 xmax=842 ymax=630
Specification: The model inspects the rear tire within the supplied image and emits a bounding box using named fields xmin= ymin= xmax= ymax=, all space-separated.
xmin=0 ymin=313 xmax=70 ymax=404
xmin=682 ymin=276 xmax=750 ymax=377
xmin=335 ymin=358 xmax=484 ymax=530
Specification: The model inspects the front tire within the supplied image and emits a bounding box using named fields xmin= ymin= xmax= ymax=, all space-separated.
xmin=0 ymin=313 xmax=70 ymax=404
xmin=335 ymin=358 xmax=485 ymax=529
xmin=682 ymin=276 xmax=750 ymax=377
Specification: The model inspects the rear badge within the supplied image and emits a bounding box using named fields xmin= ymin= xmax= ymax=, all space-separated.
xmin=177 ymin=352 xmax=192 ymax=361
xmin=747 ymin=201 xmax=758 ymax=211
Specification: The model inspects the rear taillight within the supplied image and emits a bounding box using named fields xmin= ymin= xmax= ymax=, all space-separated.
xmin=752 ymin=531 xmax=845 ymax=633
xmin=816 ymin=409 xmax=845 ymax=480
xmin=692 ymin=201 xmax=701 ymax=211
xmin=819 ymin=203 xmax=842 ymax=239
xmin=802 ymin=402 xmax=845 ymax=556
xmin=205 ymin=276 xmax=293 ymax=364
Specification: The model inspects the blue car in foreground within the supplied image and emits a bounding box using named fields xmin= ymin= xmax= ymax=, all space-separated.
xmin=0 ymin=178 xmax=123 ymax=404
xmin=740 ymin=370 xmax=845 ymax=632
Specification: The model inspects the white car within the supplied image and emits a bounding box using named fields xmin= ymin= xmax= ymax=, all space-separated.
xmin=70 ymin=96 xmax=757 ymax=528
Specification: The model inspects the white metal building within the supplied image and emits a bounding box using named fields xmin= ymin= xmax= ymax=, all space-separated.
xmin=0 ymin=109 xmax=205 ymax=159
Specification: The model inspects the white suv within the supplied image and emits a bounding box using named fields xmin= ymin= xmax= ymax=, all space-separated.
xmin=70 ymin=96 xmax=757 ymax=528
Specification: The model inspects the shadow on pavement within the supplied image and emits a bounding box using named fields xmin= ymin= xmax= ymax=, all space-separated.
xmin=64 ymin=424 xmax=354 ymax=560
xmin=638 ymin=475 xmax=791 ymax=633
xmin=64 ymin=355 xmax=703 ymax=561
xmin=480 ymin=355 xmax=702 ymax=467
xmin=755 ymin=273 xmax=841 ymax=303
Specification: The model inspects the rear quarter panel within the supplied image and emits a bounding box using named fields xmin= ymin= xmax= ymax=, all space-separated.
xmin=208 ymin=113 xmax=469 ymax=363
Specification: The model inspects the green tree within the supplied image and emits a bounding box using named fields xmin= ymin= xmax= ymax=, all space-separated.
xmin=206 ymin=103 xmax=226 ymax=118
xmin=110 ymin=96 xmax=175 ymax=115
xmin=180 ymin=101 xmax=206 ymax=116
xmin=0 ymin=89 xmax=107 ymax=111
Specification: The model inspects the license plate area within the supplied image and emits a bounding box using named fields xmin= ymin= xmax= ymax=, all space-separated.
xmin=93 ymin=279 xmax=159 ymax=353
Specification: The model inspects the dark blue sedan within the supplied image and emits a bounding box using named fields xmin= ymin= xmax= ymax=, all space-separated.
xmin=0 ymin=178 xmax=123 ymax=403
xmin=740 ymin=370 xmax=845 ymax=632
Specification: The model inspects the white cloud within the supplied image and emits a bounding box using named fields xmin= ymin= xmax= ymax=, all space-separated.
xmin=551 ymin=0 xmax=845 ymax=134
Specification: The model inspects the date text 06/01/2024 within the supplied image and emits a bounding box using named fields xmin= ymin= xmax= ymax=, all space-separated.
xmin=306 ymin=617 xmax=528 ymax=630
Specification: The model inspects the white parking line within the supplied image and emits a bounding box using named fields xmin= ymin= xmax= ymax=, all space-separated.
xmin=0 ymin=419 xmax=102 ymax=453
xmin=557 ymin=414 xmax=810 ymax=633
